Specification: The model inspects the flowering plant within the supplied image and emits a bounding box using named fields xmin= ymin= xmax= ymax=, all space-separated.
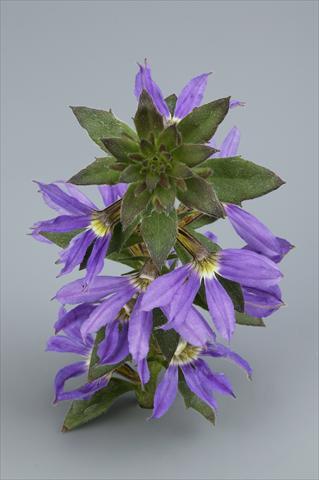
xmin=32 ymin=61 xmax=292 ymax=431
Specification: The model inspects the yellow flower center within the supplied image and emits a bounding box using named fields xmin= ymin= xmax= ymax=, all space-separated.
xmin=193 ymin=253 xmax=219 ymax=279
xmin=90 ymin=211 xmax=111 ymax=237
xmin=172 ymin=340 xmax=202 ymax=366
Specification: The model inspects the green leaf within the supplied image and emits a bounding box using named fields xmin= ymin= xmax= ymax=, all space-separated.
xmin=152 ymin=184 xmax=176 ymax=212
xmin=40 ymin=230 xmax=82 ymax=248
xmin=158 ymin=124 xmax=181 ymax=151
xmin=70 ymin=106 xmax=137 ymax=152
xmin=164 ymin=93 xmax=177 ymax=116
xmin=62 ymin=379 xmax=135 ymax=431
xmin=121 ymin=182 xmax=152 ymax=229
xmin=172 ymin=144 xmax=216 ymax=167
xmin=235 ymin=312 xmax=265 ymax=327
xmin=68 ymin=157 xmax=120 ymax=185
xmin=185 ymin=227 xmax=220 ymax=254
xmin=177 ymin=97 xmax=230 ymax=144
xmin=134 ymin=90 xmax=164 ymax=140
xmin=119 ymin=165 xmax=142 ymax=183
xmin=107 ymin=251 xmax=146 ymax=269
xmin=101 ymin=136 xmax=140 ymax=162
xmin=170 ymin=163 xmax=194 ymax=178
xmin=202 ymin=156 xmax=285 ymax=204
xmin=175 ymin=242 xmax=192 ymax=264
xmin=177 ymin=174 xmax=224 ymax=218
xmin=183 ymin=213 xmax=217 ymax=229
xmin=153 ymin=309 xmax=179 ymax=362
xmin=216 ymin=275 xmax=244 ymax=312
xmin=135 ymin=360 xmax=163 ymax=409
xmin=141 ymin=210 xmax=177 ymax=269
xmin=179 ymin=376 xmax=215 ymax=425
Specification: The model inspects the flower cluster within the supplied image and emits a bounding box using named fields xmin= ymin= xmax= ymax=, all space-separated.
xmin=32 ymin=60 xmax=292 ymax=430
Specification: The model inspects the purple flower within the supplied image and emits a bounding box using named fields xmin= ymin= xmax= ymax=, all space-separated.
xmin=46 ymin=305 xmax=108 ymax=402
xmin=55 ymin=272 xmax=155 ymax=385
xmin=134 ymin=60 xmax=241 ymax=121
xmin=31 ymin=182 xmax=127 ymax=284
xmin=151 ymin=339 xmax=252 ymax=419
xmin=224 ymin=203 xmax=293 ymax=263
xmin=141 ymin=249 xmax=282 ymax=341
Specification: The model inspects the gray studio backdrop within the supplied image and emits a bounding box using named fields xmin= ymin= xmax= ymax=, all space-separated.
xmin=1 ymin=1 xmax=318 ymax=479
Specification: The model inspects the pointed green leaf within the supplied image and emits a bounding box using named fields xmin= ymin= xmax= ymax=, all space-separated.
xmin=179 ymin=376 xmax=215 ymax=425
xmin=235 ymin=312 xmax=265 ymax=327
xmin=145 ymin=172 xmax=160 ymax=191
xmin=141 ymin=210 xmax=177 ymax=269
xmin=134 ymin=90 xmax=164 ymax=140
xmin=70 ymin=106 xmax=137 ymax=152
xmin=153 ymin=309 xmax=179 ymax=362
xmin=202 ymin=156 xmax=285 ymax=204
xmin=101 ymin=136 xmax=139 ymax=162
xmin=121 ymin=182 xmax=152 ymax=229
xmin=135 ymin=360 xmax=163 ymax=409
xmin=177 ymin=97 xmax=230 ymax=144
xmin=164 ymin=93 xmax=177 ymax=116
xmin=170 ymin=162 xmax=194 ymax=178
xmin=40 ymin=230 xmax=83 ymax=248
xmin=68 ymin=157 xmax=120 ymax=185
xmin=158 ymin=124 xmax=181 ymax=151
xmin=177 ymin=175 xmax=224 ymax=218
xmin=119 ymin=165 xmax=142 ymax=183
xmin=152 ymin=184 xmax=176 ymax=212
xmin=172 ymin=144 xmax=216 ymax=167
xmin=62 ymin=379 xmax=135 ymax=431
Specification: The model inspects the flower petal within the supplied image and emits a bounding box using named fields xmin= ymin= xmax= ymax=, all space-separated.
xmin=57 ymin=230 xmax=95 ymax=277
xmin=98 ymin=321 xmax=129 ymax=365
xmin=225 ymin=203 xmax=291 ymax=263
xmin=134 ymin=60 xmax=170 ymax=118
xmin=218 ymin=249 xmax=283 ymax=289
xmin=98 ymin=184 xmax=127 ymax=207
xmin=174 ymin=73 xmax=210 ymax=119
xmin=140 ymin=264 xmax=190 ymax=311
xmin=214 ymin=126 xmax=240 ymax=158
xmin=181 ymin=363 xmax=218 ymax=410
xmin=35 ymin=181 xmax=92 ymax=215
xmin=63 ymin=182 xmax=97 ymax=210
xmin=54 ymin=303 xmax=96 ymax=337
xmin=205 ymin=276 xmax=236 ymax=341
xmin=33 ymin=214 xmax=90 ymax=234
xmin=46 ymin=335 xmax=90 ymax=356
xmin=55 ymin=275 xmax=133 ymax=304
xmin=168 ymin=270 xmax=200 ymax=327
xmin=229 ymin=99 xmax=245 ymax=109
xmin=243 ymin=286 xmax=283 ymax=318
xmin=85 ymin=235 xmax=111 ymax=285
xmin=162 ymin=307 xmax=214 ymax=346
xmin=151 ymin=365 xmax=178 ymax=419
xmin=204 ymin=231 xmax=218 ymax=243
xmin=128 ymin=296 xmax=153 ymax=363
xmin=80 ymin=288 xmax=134 ymax=338
xmin=205 ymin=343 xmax=253 ymax=377
xmin=53 ymin=361 xmax=108 ymax=403
xmin=137 ymin=358 xmax=150 ymax=386
xmin=195 ymin=359 xmax=234 ymax=397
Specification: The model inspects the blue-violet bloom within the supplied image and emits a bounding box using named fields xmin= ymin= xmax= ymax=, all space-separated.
xmin=32 ymin=182 xmax=126 ymax=284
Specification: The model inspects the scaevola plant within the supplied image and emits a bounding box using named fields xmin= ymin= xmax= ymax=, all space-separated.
xmin=31 ymin=60 xmax=292 ymax=431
